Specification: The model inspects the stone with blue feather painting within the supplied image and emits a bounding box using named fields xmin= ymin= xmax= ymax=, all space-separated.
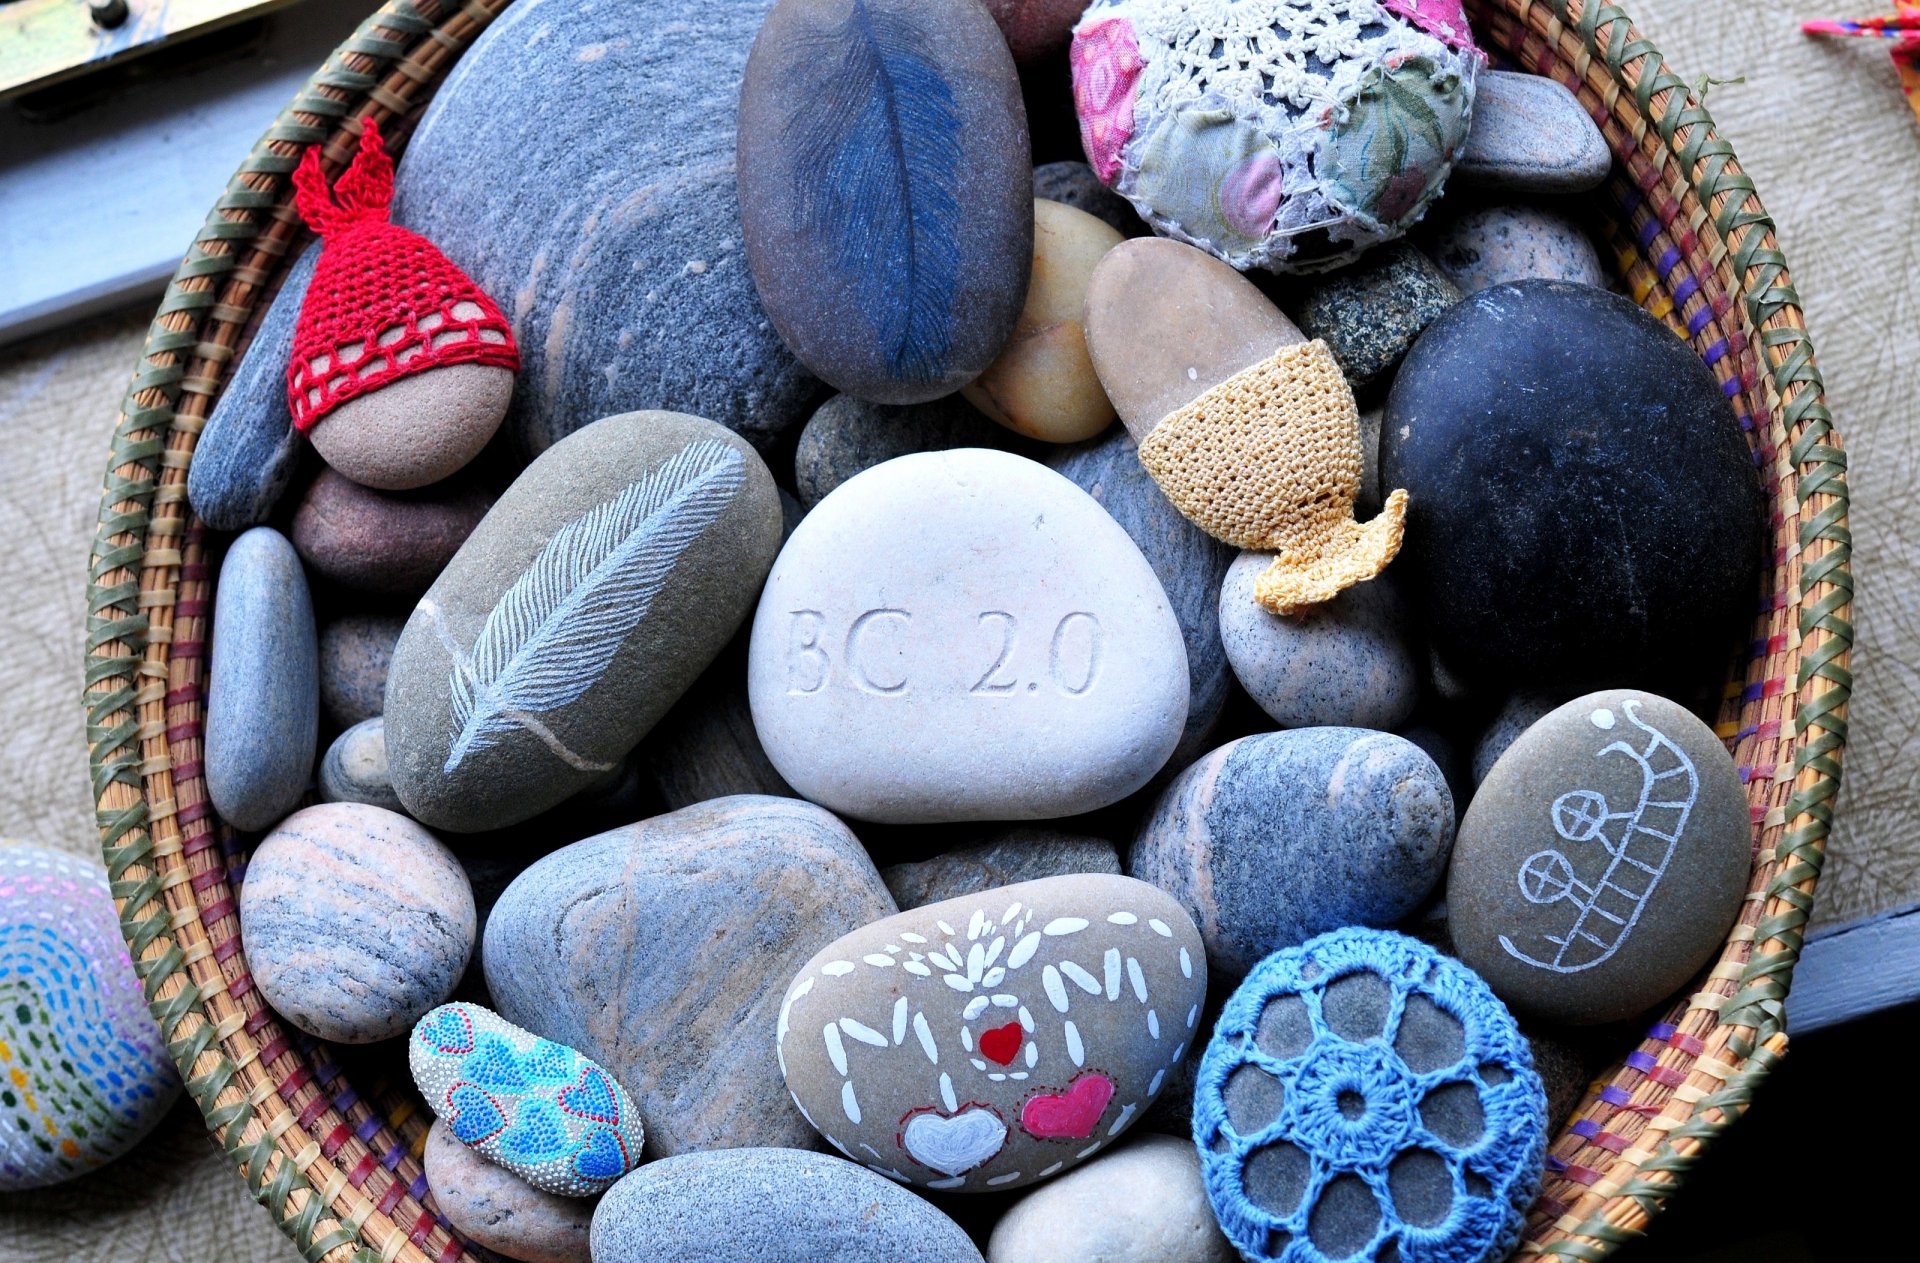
xmin=737 ymin=0 xmax=1034 ymax=404
xmin=382 ymin=411 xmax=783 ymax=832
xmin=411 ymin=1001 xmax=644 ymax=1198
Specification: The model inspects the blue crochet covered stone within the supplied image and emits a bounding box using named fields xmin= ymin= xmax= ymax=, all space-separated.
xmin=1192 ymin=928 xmax=1546 ymax=1263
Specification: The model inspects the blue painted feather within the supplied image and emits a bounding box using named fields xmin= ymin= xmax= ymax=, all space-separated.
xmin=787 ymin=0 xmax=963 ymax=384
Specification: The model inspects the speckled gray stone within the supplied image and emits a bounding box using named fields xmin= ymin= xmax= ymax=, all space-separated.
xmin=591 ymin=1148 xmax=982 ymax=1263
xmin=1450 ymin=690 xmax=1752 ymax=1025
xmin=1357 ymin=405 xmax=1382 ymax=517
xmin=318 ymin=613 xmax=405 ymax=730
xmin=1401 ymin=724 xmax=1470 ymax=824
xmin=1034 ymin=161 xmax=1145 ymax=237
xmin=1423 ymin=201 xmax=1609 ymax=295
xmin=1288 ymin=242 xmax=1460 ymax=397
xmin=206 ymin=527 xmax=317 ymax=832
xmin=793 ymin=392 xmax=1024 ymax=510
xmin=239 ymin=804 xmax=474 ymax=1042
xmin=1219 ymin=556 xmax=1418 ymax=731
xmin=484 ymin=796 xmax=895 ymax=1155
xmin=186 ymin=245 xmax=316 ymax=531
xmin=1131 ymin=731 xmax=1455 ymax=978
xmin=1455 ymin=72 xmax=1612 ymax=195
xmin=1471 ymin=692 xmax=1572 ymax=788
xmin=385 ymin=411 xmax=782 ymax=832
xmin=1050 ymin=426 xmax=1234 ymax=767
xmin=390 ymin=0 xmax=817 ymax=458
xmin=880 ymin=827 xmax=1121 ymax=909
xmin=424 ymin=1119 xmax=594 ymax=1263
xmin=639 ymin=637 xmax=794 ymax=811
xmin=318 ymin=718 xmax=404 ymax=813
xmin=988 ymin=1134 xmax=1234 ymax=1263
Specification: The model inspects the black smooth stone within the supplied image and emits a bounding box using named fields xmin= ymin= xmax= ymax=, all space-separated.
xmin=1382 ymin=280 xmax=1765 ymax=690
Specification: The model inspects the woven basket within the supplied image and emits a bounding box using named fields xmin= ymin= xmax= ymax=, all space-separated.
xmin=82 ymin=1 xmax=1852 ymax=1259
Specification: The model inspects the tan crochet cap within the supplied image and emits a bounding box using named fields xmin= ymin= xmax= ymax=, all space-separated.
xmin=1137 ymin=339 xmax=1408 ymax=614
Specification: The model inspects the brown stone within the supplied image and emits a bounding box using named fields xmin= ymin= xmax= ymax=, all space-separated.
xmin=309 ymin=362 xmax=512 ymax=490
xmin=424 ymin=1120 xmax=595 ymax=1263
xmin=291 ymin=467 xmax=493 ymax=596
xmin=1083 ymin=238 xmax=1302 ymax=440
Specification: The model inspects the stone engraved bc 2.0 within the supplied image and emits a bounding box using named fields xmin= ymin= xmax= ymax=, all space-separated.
xmin=785 ymin=610 xmax=1104 ymax=697
xmin=1499 ymin=701 xmax=1700 ymax=975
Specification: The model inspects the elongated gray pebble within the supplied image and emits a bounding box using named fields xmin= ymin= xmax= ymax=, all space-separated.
xmin=205 ymin=527 xmax=317 ymax=831
xmin=239 ymin=803 xmax=474 ymax=1043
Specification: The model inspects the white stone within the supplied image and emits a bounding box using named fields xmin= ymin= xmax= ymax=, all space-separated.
xmin=987 ymin=1134 xmax=1235 ymax=1263
xmin=748 ymin=449 xmax=1188 ymax=823
xmin=1219 ymin=552 xmax=1418 ymax=730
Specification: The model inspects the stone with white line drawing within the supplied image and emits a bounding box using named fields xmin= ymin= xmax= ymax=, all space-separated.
xmin=1447 ymin=690 xmax=1752 ymax=1026
xmin=384 ymin=411 xmax=782 ymax=831
xmin=777 ymin=873 xmax=1207 ymax=1192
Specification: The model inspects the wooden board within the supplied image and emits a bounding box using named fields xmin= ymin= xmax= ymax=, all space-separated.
xmin=0 ymin=0 xmax=313 ymax=100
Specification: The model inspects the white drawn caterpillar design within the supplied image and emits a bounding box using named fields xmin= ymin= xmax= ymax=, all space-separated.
xmin=1500 ymin=700 xmax=1700 ymax=975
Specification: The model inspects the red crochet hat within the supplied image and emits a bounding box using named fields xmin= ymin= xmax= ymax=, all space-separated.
xmin=286 ymin=117 xmax=519 ymax=433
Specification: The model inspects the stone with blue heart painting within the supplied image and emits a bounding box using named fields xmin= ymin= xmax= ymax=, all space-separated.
xmin=410 ymin=1001 xmax=644 ymax=1197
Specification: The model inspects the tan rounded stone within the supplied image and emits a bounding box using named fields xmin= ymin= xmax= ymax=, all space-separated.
xmin=310 ymin=362 xmax=512 ymax=490
xmin=963 ymin=200 xmax=1123 ymax=444
xmin=424 ymin=1119 xmax=594 ymax=1263
xmin=1084 ymin=238 xmax=1302 ymax=440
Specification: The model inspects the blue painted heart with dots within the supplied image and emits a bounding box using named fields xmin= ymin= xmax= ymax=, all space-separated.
xmin=409 ymin=1002 xmax=644 ymax=1197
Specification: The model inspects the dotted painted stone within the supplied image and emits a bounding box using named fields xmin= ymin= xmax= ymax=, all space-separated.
xmin=1070 ymin=0 xmax=1481 ymax=273
xmin=777 ymin=873 xmax=1208 ymax=1192
xmin=1192 ymin=928 xmax=1546 ymax=1263
xmin=0 ymin=842 xmax=179 ymax=1190
xmin=411 ymin=1002 xmax=643 ymax=1198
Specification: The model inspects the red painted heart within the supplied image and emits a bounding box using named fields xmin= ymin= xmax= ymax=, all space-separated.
xmin=977 ymin=1021 xmax=1023 ymax=1066
xmin=1020 ymin=1072 xmax=1115 ymax=1139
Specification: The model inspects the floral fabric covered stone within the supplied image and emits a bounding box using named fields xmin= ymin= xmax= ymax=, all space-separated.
xmin=1192 ymin=928 xmax=1545 ymax=1263
xmin=1070 ymin=0 xmax=1481 ymax=273
xmin=410 ymin=1002 xmax=644 ymax=1198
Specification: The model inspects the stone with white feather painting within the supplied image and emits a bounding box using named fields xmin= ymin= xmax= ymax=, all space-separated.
xmin=777 ymin=873 xmax=1207 ymax=1192
xmin=382 ymin=411 xmax=783 ymax=832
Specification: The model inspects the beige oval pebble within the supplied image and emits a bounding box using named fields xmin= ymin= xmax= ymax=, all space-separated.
xmin=310 ymin=362 xmax=512 ymax=490
xmin=425 ymin=1119 xmax=595 ymax=1263
xmin=963 ymin=200 xmax=1123 ymax=444
xmin=1084 ymin=238 xmax=1302 ymax=441
xmin=988 ymin=1134 xmax=1234 ymax=1263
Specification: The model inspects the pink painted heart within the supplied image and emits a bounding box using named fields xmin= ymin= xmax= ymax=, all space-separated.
xmin=1020 ymin=1072 xmax=1115 ymax=1139
xmin=977 ymin=1021 xmax=1023 ymax=1066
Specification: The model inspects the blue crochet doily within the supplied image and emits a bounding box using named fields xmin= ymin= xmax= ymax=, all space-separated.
xmin=1193 ymin=928 xmax=1547 ymax=1263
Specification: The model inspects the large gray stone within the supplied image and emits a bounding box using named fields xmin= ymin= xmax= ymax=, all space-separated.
xmin=1049 ymin=427 xmax=1233 ymax=768
xmin=591 ymin=1148 xmax=983 ymax=1263
xmin=385 ymin=411 xmax=782 ymax=832
xmin=1131 ymin=730 xmax=1454 ymax=979
xmin=484 ymin=796 xmax=895 ymax=1156
xmin=1448 ymin=690 xmax=1751 ymax=1025
xmin=187 ymin=245 xmax=316 ymax=532
xmin=1454 ymin=71 xmax=1612 ymax=194
xmin=206 ymin=527 xmax=317 ymax=832
xmin=880 ymin=826 xmax=1122 ymax=909
xmin=794 ymin=392 xmax=1025 ymax=510
xmin=391 ymin=0 xmax=818 ymax=458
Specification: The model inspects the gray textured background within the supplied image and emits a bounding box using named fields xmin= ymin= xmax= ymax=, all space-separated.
xmin=0 ymin=0 xmax=1913 ymax=1256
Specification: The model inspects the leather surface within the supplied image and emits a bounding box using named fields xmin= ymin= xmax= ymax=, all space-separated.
xmin=0 ymin=0 xmax=1912 ymax=1253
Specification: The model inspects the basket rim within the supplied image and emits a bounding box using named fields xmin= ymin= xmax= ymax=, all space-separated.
xmin=79 ymin=1 xmax=1851 ymax=1261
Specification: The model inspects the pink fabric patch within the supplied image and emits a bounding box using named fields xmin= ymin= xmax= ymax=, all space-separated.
xmin=1071 ymin=17 xmax=1144 ymax=185
xmin=1384 ymin=0 xmax=1479 ymax=53
xmin=1218 ymin=152 xmax=1285 ymax=238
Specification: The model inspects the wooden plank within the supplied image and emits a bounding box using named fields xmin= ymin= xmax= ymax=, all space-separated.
xmin=0 ymin=0 xmax=306 ymax=100
xmin=1786 ymin=901 xmax=1920 ymax=1032
xmin=0 ymin=0 xmax=367 ymax=345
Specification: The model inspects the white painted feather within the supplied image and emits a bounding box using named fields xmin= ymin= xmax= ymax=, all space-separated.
xmin=444 ymin=439 xmax=746 ymax=772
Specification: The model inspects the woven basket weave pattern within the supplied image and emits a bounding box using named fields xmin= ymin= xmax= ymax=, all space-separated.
xmin=81 ymin=2 xmax=1850 ymax=1260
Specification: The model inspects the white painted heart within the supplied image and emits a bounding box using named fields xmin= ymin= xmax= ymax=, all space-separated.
xmin=901 ymin=1106 xmax=1008 ymax=1176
